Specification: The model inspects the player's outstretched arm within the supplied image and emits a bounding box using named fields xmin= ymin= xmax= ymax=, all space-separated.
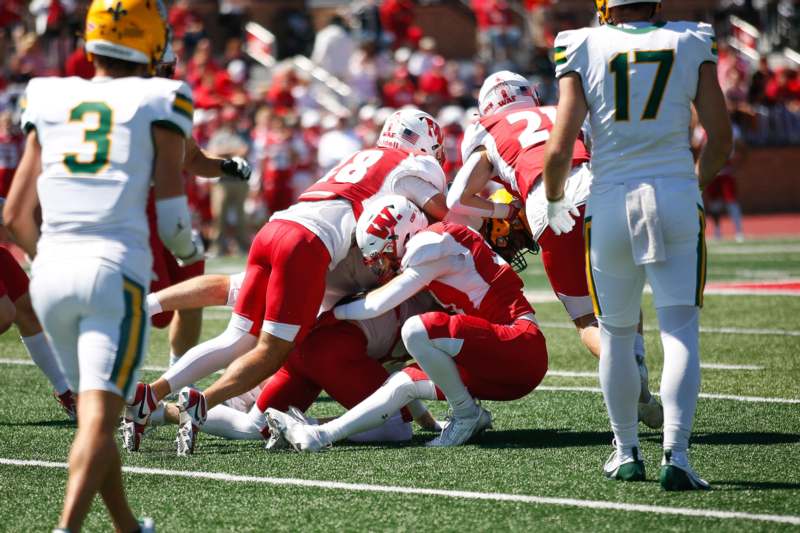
xmin=694 ymin=63 xmax=733 ymax=189
xmin=148 ymin=274 xmax=232 ymax=316
xmin=446 ymin=150 xmax=510 ymax=218
xmin=184 ymin=137 xmax=251 ymax=181
xmin=152 ymin=124 xmax=203 ymax=265
xmin=4 ymin=130 xmax=42 ymax=258
xmin=543 ymin=73 xmax=588 ymax=202
xmin=334 ymin=260 xmax=447 ymax=321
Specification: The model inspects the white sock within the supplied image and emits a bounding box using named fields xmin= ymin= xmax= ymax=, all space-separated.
xmin=22 ymin=332 xmax=69 ymax=394
xmin=728 ymin=202 xmax=744 ymax=235
xmin=146 ymin=293 xmax=162 ymax=317
xmin=347 ymin=412 xmax=413 ymax=443
xmin=162 ymin=323 xmax=257 ymax=393
xmin=317 ymin=372 xmax=437 ymax=445
xmin=634 ymin=333 xmax=651 ymax=402
xmin=401 ymin=315 xmax=476 ymax=419
xmin=658 ymin=306 xmax=700 ymax=454
xmin=203 ymin=404 xmax=263 ymax=440
xmin=598 ymin=321 xmax=640 ymax=453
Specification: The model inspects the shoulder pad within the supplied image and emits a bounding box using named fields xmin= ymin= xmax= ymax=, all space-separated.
xmin=401 ymin=229 xmax=451 ymax=270
xmin=145 ymin=79 xmax=194 ymax=137
xmin=553 ymin=28 xmax=591 ymax=79
xmin=401 ymin=153 xmax=447 ymax=193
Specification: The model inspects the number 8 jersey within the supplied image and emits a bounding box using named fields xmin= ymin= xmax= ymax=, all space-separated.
xmin=554 ymin=21 xmax=717 ymax=186
xmin=21 ymin=76 xmax=193 ymax=282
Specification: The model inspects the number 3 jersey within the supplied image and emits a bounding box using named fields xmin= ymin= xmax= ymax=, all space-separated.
xmin=554 ymin=21 xmax=717 ymax=186
xmin=21 ymin=76 xmax=193 ymax=282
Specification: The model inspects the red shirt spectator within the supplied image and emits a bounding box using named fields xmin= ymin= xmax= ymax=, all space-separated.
xmin=65 ymin=47 xmax=95 ymax=79
xmin=0 ymin=121 xmax=22 ymax=200
xmin=0 ymin=0 xmax=24 ymax=28
xmin=472 ymin=0 xmax=513 ymax=30
xmin=418 ymin=56 xmax=450 ymax=101
xmin=380 ymin=0 xmax=416 ymax=45
xmin=382 ymin=68 xmax=416 ymax=108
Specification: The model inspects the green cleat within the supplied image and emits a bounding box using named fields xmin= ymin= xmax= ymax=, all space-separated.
xmin=603 ymin=446 xmax=646 ymax=482
xmin=660 ymin=450 xmax=711 ymax=491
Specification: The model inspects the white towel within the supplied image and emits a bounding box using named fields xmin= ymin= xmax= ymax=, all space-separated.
xmin=625 ymin=181 xmax=665 ymax=265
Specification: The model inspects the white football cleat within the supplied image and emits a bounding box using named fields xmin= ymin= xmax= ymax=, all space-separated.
xmin=266 ymin=408 xmax=329 ymax=453
xmin=175 ymin=387 xmax=207 ymax=456
xmin=139 ymin=517 xmax=156 ymax=532
xmin=122 ymin=383 xmax=158 ymax=451
xmin=426 ymin=405 xmax=492 ymax=447
xmin=603 ymin=445 xmax=646 ymax=481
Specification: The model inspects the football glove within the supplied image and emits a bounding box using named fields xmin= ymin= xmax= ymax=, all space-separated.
xmin=546 ymin=195 xmax=580 ymax=236
xmin=220 ymin=156 xmax=252 ymax=181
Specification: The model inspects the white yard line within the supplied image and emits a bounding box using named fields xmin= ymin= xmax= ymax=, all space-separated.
xmin=1 ymin=359 xmax=793 ymax=402
xmin=548 ymin=364 xmax=764 ymax=378
xmin=707 ymin=244 xmax=800 ymax=255
xmin=1 ymin=458 xmax=798 ymax=526
xmin=700 ymin=363 xmax=765 ymax=370
xmin=537 ymin=386 xmax=800 ymax=404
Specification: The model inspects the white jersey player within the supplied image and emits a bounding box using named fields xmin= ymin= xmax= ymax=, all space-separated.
xmin=3 ymin=0 xmax=200 ymax=530
xmin=542 ymin=0 xmax=732 ymax=491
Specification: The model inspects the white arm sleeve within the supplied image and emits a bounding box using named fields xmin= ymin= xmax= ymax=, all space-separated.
xmin=155 ymin=195 xmax=196 ymax=259
xmin=446 ymin=152 xmax=506 ymax=218
xmin=393 ymin=176 xmax=441 ymax=209
xmin=334 ymin=258 xmax=452 ymax=321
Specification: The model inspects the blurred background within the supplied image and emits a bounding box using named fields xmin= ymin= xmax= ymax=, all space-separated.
xmin=1 ymin=0 xmax=798 ymax=255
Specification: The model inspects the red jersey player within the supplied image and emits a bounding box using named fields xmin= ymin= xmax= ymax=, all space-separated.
xmin=446 ymin=71 xmax=661 ymax=428
xmin=129 ymin=108 xmax=450 ymax=455
xmin=267 ymin=195 xmax=548 ymax=450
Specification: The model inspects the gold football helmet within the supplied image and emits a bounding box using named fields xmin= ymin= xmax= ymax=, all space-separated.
xmin=481 ymin=189 xmax=538 ymax=273
xmin=85 ymin=0 xmax=168 ymax=71
xmin=595 ymin=0 xmax=661 ymax=25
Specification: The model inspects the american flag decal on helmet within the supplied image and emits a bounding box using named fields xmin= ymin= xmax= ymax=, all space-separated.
xmin=401 ymin=128 xmax=419 ymax=145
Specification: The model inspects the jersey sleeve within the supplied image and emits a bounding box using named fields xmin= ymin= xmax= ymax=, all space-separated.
xmin=393 ymin=176 xmax=441 ymax=209
xmin=680 ymin=22 xmax=719 ymax=99
xmin=459 ymin=122 xmax=488 ymax=163
xmin=553 ymin=29 xmax=591 ymax=79
xmin=19 ymin=78 xmax=45 ymax=134
xmin=147 ymin=80 xmax=194 ymax=137
xmin=399 ymin=154 xmax=447 ymax=194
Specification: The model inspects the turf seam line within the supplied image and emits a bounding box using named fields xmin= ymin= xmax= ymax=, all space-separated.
xmin=1 ymin=458 xmax=798 ymax=526
xmin=1 ymin=359 xmax=796 ymax=403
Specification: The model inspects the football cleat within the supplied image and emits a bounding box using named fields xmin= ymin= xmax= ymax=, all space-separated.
xmin=139 ymin=517 xmax=155 ymax=532
xmin=263 ymin=406 xmax=312 ymax=451
xmin=603 ymin=446 xmax=646 ymax=482
xmin=265 ymin=408 xmax=329 ymax=453
xmin=54 ymin=390 xmax=77 ymax=421
xmin=122 ymin=383 xmax=158 ymax=451
xmin=175 ymin=387 xmax=207 ymax=456
xmin=660 ymin=450 xmax=711 ymax=491
xmin=425 ymin=405 xmax=492 ymax=447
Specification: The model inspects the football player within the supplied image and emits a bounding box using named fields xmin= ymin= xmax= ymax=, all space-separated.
xmin=0 ymin=248 xmax=76 ymax=418
xmin=4 ymin=0 xmax=201 ymax=529
xmin=268 ymin=195 xmax=549 ymax=450
xmin=446 ymin=71 xmax=662 ymax=429
xmin=542 ymin=0 xmax=731 ymax=490
xmin=126 ymin=109 xmax=451 ymax=455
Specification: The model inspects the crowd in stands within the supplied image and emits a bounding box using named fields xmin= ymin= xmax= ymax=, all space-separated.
xmin=0 ymin=0 xmax=798 ymax=253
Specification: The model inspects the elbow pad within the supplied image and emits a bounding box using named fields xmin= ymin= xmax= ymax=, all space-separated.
xmin=155 ymin=196 xmax=196 ymax=260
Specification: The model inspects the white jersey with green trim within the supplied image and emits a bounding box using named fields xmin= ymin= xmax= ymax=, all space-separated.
xmin=21 ymin=76 xmax=193 ymax=283
xmin=554 ymin=21 xmax=717 ymax=187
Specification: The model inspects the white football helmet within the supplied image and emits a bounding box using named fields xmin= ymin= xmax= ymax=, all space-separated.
xmin=356 ymin=195 xmax=428 ymax=282
xmin=377 ymin=109 xmax=445 ymax=163
xmin=478 ymin=71 xmax=540 ymax=117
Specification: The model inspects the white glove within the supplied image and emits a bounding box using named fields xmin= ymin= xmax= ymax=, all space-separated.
xmin=546 ymin=195 xmax=580 ymax=236
xmin=176 ymin=229 xmax=205 ymax=267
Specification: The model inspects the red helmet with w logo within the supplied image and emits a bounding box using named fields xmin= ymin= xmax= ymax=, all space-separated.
xmin=356 ymin=195 xmax=428 ymax=283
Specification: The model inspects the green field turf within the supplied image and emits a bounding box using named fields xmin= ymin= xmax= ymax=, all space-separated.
xmin=1 ymin=237 xmax=799 ymax=531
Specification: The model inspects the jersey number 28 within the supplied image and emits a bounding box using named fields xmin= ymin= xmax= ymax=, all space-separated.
xmin=610 ymin=49 xmax=674 ymax=121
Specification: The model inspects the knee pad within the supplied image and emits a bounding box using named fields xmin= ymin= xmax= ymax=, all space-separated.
xmin=401 ymin=315 xmax=429 ymax=356
xmin=656 ymin=306 xmax=698 ymax=337
xmin=598 ymin=320 xmax=638 ymax=338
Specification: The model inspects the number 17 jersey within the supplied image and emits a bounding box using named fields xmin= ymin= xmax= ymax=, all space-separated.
xmin=554 ymin=21 xmax=717 ymax=186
